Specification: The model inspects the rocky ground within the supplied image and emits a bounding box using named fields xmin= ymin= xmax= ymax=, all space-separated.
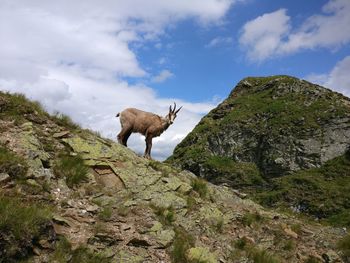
xmin=0 ymin=91 xmax=349 ymax=262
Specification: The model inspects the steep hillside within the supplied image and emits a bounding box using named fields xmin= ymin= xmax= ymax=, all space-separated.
xmin=0 ymin=92 xmax=349 ymax=263
xmin=167 ymin=76 xmax=350 ymax=226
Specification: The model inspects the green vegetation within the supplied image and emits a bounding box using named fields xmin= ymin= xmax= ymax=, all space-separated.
xmin=52 ymin=237 xmax=110 ymax=263
xmin=213 ymin=216 xmax=224 ymax=233
xmin=0 ymin=146 xmax=28 ymax=179
xmin=151 ymin=205 xmax=175 ymax=226
xmin=191 ymin=177 xmax=208 ymax=198
xmin=241 ymin=212 xmax=264 ymax=227
xmin=234 ymin=238 xmax=248 ymax=250
xmin=148 ymin=160 xmax=175 ymax=177
xmin=0 ymin=195 xmax=52 ymax=261
xmin=186 ymin=196 xmax=197 ymax=211
xmin=53 ymin=153 xmax=89 ymax=188
xmin=231 ymin=237 xmax=280 ymax=263
xmin=52 ymin=112 xmax=80 ymax=129
xmin=98 ymin=205 xmax=113 ymax=221
xmin=171 ymin=227 xmax=195 ymax=263
xmin=282 ymin=239 xmax=295 ymax=251
xmin=167 ymin=76 xmax=350 ymax=228
xmin=256 ymin=151 xmax=350 ymax=227
xmin=337 ymin=235 xmax=350 ymax=258
xmin=304 ymin=256 xmax=322 ymax=263
xmin=205 ymin=156 xmax=264 ymax=187
xmin=0 ymin=92 xmax=48 ymax=124
xmin=248 ymin=248 xmax=280 ymax=263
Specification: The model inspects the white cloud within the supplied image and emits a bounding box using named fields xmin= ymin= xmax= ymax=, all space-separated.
xmin=240 ymin=0 xmax=350 ymax=61
xmin=305 ymin=56 xmax=350 ymax=98
xmin=152 ymin=70 xmax=174 ymax=83
xmin=206 ymin=36 xmax=233 ymax=48
xmin=0 ymin=0 xmax=234 ymax=159
xmin=239 ymin=9 xmax=290 ymax=61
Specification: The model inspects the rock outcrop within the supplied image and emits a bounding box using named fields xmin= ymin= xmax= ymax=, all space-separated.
xmin=0 ymin=90 xmax=349 ymax=262
xmin=167 ymin=75 xmax=350 ymax=226
xmin=168 ymin=76 xmax=350 ymax=178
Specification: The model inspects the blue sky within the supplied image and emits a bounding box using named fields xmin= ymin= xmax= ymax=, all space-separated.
xmin=1 ymin=0 xmax=349 ymax=159
xmin=134 ymin=0 xmax=349 ymax=102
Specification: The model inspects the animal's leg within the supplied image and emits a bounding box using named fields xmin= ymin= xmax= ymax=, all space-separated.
xmin=122 ymin=129 xmax=132 ymax=147
xmin=117 ymin=126 xmax=131 ymax=146
xmin=144 ymin=135 xmax=153 ymax=159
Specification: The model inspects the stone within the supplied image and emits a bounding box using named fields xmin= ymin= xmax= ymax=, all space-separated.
xmin=322 ymin=250 xmax=342 ymax=263
xmin=0 ymin=173 xmax=10 ymax=184
xmin=86 ymin=205 xmax=99 ymax=213
xmin=26 ymin=179 xmax=41 ymax=188
xmin=52 ymin=215 xmax=72 ymax=227
xmin=186 ymin=247 xmax=218 ymax=263
xmin=53 ymin=131 xmax=70 ymax=138
xmin=283 ymin=227 xmax=298 ymax=239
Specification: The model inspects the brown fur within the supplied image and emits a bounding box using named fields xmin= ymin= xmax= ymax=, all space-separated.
xmin=116 ymin=104 xmax=181 ymax=159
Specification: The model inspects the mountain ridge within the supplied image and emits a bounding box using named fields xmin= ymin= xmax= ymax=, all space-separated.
xmin=167 ymin=75 xmax=350 ymax=227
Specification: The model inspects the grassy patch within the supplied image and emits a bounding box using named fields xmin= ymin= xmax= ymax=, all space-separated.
xmin=186 ymin=196 xmax=197 ymax=211
xmin=231 ymin=238 xmax=280 ymax=263
xmin=304 ymin=256 xmax=322 ymax=263
xmin=256 ymin=151 xmax=350 ymax=227
xmin=205 ymin=156 xmax=264 ymax=187
xmin=52 ymin=112 xmax=80 ymax=130
xmin=53 ymin=153 xmax=89 ymax=188
xmin=337 ymin=235 xmax=350 ymax=258
xmin=0 ymin=195 xmax=52 ymax=261
xmin=98 ymin=205 xmax=113 ymax=221
xmin=240 ymin=212 xmax=265 ymax=227
xmin=282 ymin=239 xmax=296 ymax=251
xmin=0 ymin=146 xmax=28 ymax=179
xmin=191 ymin=177 xmax=208 ymax=198
xmin=52 ymin=237 xmax=110 ymax=263
xmin=248 ymin=248 xmax=280 ymax=263
xmin=171 ymin=227 xmax=195 ymax=263
xmin=0 ymin=92 xmax=48 ymax=124
xmin=234 ymin=238 xmax=248 ymax=250
xmin=151 ymin=205 xmax=175 ymax=226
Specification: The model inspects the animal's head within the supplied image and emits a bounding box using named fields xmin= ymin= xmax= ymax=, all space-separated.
xmin=167 ymin=102 xmax=182 ymax=124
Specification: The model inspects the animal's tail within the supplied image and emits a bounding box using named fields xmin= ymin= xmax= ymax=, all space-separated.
xmin=116 ymin=113 xmax=120 ymax=117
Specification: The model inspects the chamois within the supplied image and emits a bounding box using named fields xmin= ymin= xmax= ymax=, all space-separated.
xmin=116 ymin=103 xmax=182 ymax=159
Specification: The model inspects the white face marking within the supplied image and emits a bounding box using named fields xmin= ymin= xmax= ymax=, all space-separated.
xmin=168 ymin=113 xmax=176 ymax=124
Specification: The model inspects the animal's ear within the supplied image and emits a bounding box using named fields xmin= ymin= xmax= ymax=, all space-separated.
xmin=169 ymin=105 xmax=172 ymax=112
xmin=175 ymin=106 xmax=182 ymax=114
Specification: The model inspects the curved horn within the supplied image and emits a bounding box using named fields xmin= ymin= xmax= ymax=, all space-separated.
xmin=172 ymin=102 xmax=177 ymax=113
xmin=169 ymin=104 xmax=172 ymax=112
xmin=175 ymin=106 xmax=182 ymax=114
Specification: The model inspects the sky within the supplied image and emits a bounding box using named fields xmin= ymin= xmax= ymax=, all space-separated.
xmin=1 ymin=0 xmax=350 ymax=160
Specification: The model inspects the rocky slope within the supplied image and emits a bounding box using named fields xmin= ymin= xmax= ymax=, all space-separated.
xmin=0 ymin=91 xmax=349 ymax=263
xmin=167 ymin=76 xmax=350 ymax=226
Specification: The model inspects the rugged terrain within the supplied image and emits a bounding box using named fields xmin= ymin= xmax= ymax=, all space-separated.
xmin=0 ymin=90 xmax=349 ymax=263
xmin=167 ymin=76 xmax=350 ymax=227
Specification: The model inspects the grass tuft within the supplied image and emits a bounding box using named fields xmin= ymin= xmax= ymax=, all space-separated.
xmin=0 ymin=146 xmax=28 ymax=179
xmin=98 ymin=205 xmax=113 ymax=221
xmin=337 ymin=235 xmax=350 ymax=258
xmin=53 ymin=153 xmax=89 ymax=188
xmin=171 ymin=227 xmax=195 ymax=263
xmin=241 ymin=212 xmax=264 ymax=227
xmin=191 ymin=177 xmax=208 ymax=198
xmin=151 ymin=205 xmax=175 ymax=226
xmin=52 ymin=112 xmax=80 ymax=130
xmin=0 ymin=195 xmax=52 ymax=261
